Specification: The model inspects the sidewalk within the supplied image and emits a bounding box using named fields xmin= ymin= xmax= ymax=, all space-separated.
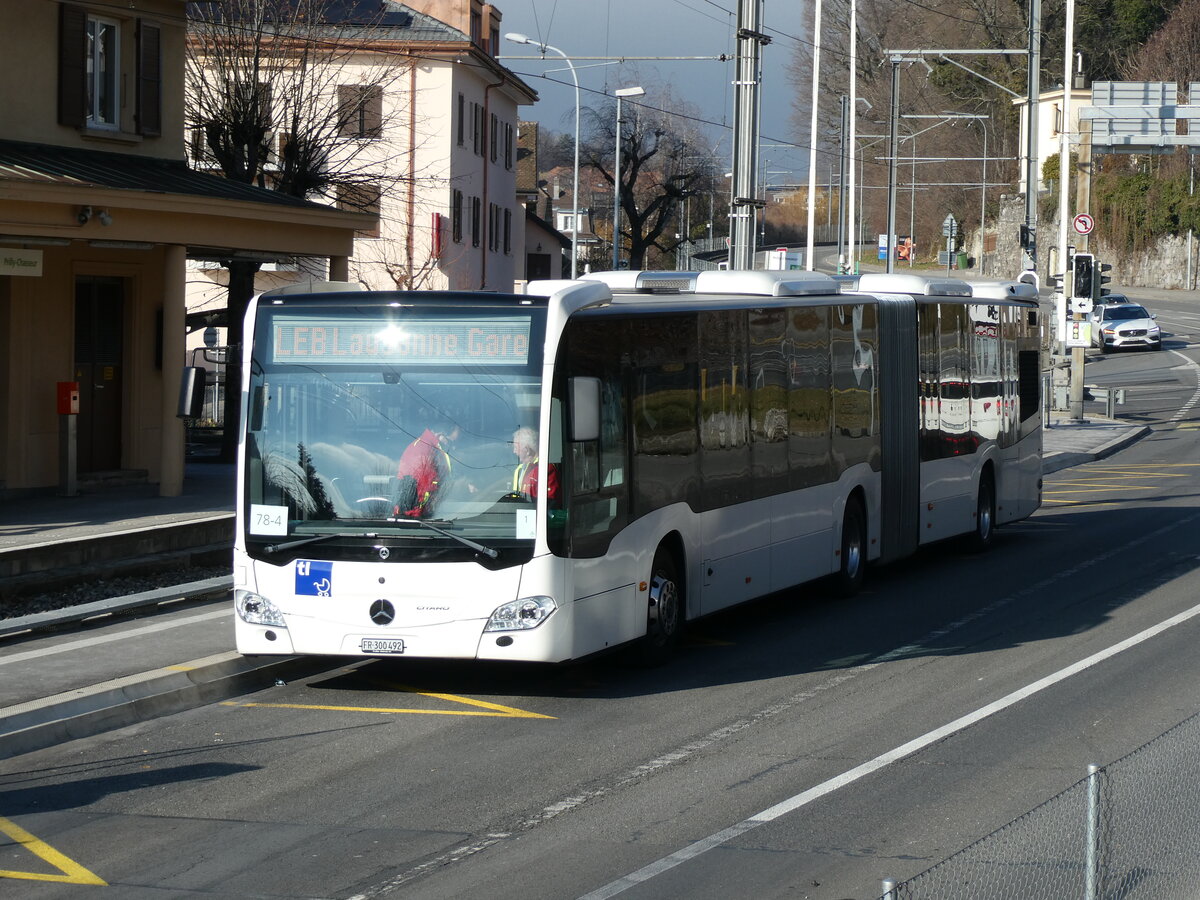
xmin=0 ymin=416 xmax=1151 ymax=759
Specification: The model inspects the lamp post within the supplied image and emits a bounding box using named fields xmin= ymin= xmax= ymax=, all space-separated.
xmin=612 ymin=86 xmax=645 ymax=270
xmin=506 ymin=32 xmax=580 ymax=278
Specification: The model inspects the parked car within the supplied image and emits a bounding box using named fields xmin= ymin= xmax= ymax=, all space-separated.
xmin=1091 ymin=302 xmax=1162 ymax=352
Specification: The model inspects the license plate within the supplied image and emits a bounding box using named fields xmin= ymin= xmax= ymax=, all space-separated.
xmin=360 ymin=638 xmax=405 ymax=654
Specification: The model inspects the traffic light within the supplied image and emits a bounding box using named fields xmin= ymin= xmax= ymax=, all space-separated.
xmin=1093 ymin=261 xmax=1113 ymax=300
xmin=1072 ymin=252 xmax=1094 ymax=300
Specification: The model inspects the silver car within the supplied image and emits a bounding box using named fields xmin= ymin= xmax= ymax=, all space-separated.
xmin=1091 ymin=302 xmax=1162 ymax=352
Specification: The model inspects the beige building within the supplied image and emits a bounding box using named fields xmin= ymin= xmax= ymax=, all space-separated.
xmin=186 ymin=0 xmax=540 ymax=341
xmin=0 ymin=0 xmax=372 ymax=497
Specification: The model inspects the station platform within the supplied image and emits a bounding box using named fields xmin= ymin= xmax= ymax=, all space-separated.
xmin=0 ymin=414 xmax=1151 ymax=759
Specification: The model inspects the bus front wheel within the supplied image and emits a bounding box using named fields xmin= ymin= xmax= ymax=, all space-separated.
xmin=832 ymin=498 xmax=867 ymax=598
xmin=639 ymin=549 xmax=683 ymax=665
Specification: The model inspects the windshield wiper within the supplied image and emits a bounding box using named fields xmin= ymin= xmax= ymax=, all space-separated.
xmin=263 ymin=532 xmax=378 ymax=554
xmin=393 ymin=518 xmax=500 ymax=559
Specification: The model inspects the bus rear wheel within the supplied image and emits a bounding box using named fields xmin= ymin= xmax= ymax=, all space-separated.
xmin=832 ymin=498 xmax=867 ymax=598
xmin=963 ymin=471 xmax=996 ymax=553
xmin=638 ymin=549 xmax=683 ymax=665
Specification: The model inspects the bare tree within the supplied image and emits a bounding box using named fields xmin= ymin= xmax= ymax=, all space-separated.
xmin=582 ymin=91 xmax=720 ymax=270
xmin=1127 ymin=0 xmax=1200 ymax=81
xmin=185 ymin=0 xmax=418 ymax=459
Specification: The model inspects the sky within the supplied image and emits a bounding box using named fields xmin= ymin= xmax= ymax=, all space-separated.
xmin=497 ymin=0 xmax=814 ymax=185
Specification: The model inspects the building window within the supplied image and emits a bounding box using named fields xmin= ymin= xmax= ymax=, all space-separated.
xmin=456 ymin=93 xmax=465 ymax=147
xmin=471 ymin=196 xmax=481 ymax=247
xmin=452 ymin=189 xmax=464 ymax=242
xmin=490 ymin=113 xmax=499 ymax=162
xmin=337 ymin=182 xmax=382 ymax=238
xmin=504 ymin=208 xmax=512 ymax=254
xmin=87 ymin=14 xmax=121 ymax=128
xmin=490 ymin=27 xmax=499 ymax=56
xmin=338 ymin=85 xmax=383 ymax=138
xmin=488 ymin=203 xmax=500 ymax=251
xmin=504 ymin=122 xmax=514 ymax=170
xmin=59 ymin=6 xmax=161 ymax=136
xmin=472 ymin=103 xmax=484 ymax=156
xmin=470 ymin=8 xmax=482 ymax=45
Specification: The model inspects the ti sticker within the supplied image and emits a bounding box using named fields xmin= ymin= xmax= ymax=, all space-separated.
xmin=295 ymin=560 xmax=333 ymax=597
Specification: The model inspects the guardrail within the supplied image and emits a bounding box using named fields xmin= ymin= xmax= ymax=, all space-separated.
xmin=1084 ymin=385 xmax=1127 ymax=418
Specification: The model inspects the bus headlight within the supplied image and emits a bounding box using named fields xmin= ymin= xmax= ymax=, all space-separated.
xmin=235 ymin=589 xmax=286 ymax=627
xmin=484 ymin=596 xmax=557 ymax=631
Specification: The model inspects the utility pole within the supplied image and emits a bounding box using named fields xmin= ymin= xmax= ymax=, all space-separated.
xmin=1022 ymin=0 xmax=1042 ymax=275
xmin=729 ymin=0 xmax=768 ymax=270
xmin=885 ymin=57 xmax=901 ymax=274
xmin=837 ymin=95 xmax=849 ymax=270
xmin=1059 ymin=0 xmax=1086 ymax=423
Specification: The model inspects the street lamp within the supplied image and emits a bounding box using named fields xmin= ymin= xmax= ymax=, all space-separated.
xmin=506 ymin=32 xmax=580 ymax=278
xmin=612 ymin=85 xmax=645 ymax=270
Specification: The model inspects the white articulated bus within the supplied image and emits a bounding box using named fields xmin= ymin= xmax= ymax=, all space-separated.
xmin=232 ymin=270 xmax=1042 ymax=663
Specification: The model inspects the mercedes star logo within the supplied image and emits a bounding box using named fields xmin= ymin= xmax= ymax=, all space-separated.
xmin=369 ymin=599 xmax=395 ymax=625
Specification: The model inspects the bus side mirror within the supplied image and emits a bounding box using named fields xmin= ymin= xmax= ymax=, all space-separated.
xmin=177 ymin=367 xmax=206 ymax=419
xmin=570 ymin=377 xmax=601 ymax=442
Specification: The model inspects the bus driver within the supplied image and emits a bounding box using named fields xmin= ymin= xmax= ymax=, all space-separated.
xmin=511 ymin=426 xmax=559 ymax=505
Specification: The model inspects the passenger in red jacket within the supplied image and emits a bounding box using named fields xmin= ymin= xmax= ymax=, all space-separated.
xmin=394 ymin=422 xmax=459 ymax=518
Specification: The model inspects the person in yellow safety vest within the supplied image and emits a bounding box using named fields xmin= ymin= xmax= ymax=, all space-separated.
xmin=511 ymin=426 xmax=560 ymax=505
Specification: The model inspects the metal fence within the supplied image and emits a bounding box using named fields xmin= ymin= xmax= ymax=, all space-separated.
xmin=881 ymin=710 xmax=1200 ymax=900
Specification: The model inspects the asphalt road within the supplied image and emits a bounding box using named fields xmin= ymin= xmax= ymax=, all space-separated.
xmin=1 ymin=292 xmax=1198 ymax=900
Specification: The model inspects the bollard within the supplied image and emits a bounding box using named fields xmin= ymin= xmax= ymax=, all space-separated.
xmin=56 ymin=381 xmax=79 ymax=497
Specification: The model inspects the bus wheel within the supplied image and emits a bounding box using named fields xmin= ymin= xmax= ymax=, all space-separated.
xmin=964 ymin=472 xmax=996 ymax=553
xmin=639 ymin=550 xmax=683 ymax=665
xmin=832 ymin=498 xmax=867 ymax=598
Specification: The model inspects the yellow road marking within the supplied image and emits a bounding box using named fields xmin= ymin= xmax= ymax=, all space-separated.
xmin=1077 ymin=470 xmax=1192 ymax=477
xmin=1084 ymin=463 xmax=1200 ymax=469
xmin=222 ymin=691 xmax=555 ymax=719
xmin=1043 ymin=487 xmax=1150 ymax=495
xmin=0 ymin=815 xmax=105 ymax=885
xmin=1046 ymin=482 xmax=1156 ymax=490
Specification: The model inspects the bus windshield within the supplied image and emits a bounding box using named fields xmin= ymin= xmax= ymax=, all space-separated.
xmin=243 ymin=300 xmax=546 ymax=556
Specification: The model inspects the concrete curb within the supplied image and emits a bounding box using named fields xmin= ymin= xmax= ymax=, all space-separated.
xmin=0 ymin=576 xmax=233 ymax=638
xmin=1042 ymin=424 xmax=1151 ymax=475
xmin=0 ymin=651 xmax=337 ymax=760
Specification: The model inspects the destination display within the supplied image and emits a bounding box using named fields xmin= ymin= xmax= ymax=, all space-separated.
xmin=269 ymin=315 xmax=532 ymax=365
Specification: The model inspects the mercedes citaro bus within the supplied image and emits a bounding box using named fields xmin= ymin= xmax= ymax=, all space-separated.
xmin=230 ymin=270 xmax=1042 ymax=663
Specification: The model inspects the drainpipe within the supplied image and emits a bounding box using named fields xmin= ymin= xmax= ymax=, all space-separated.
xmin=481 ymin=72 xmax=507 ymax=289
xmin=406 ymin=63 xmax=416 ymax=287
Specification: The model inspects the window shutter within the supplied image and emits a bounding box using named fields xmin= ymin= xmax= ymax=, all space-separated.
xmin=337 ymin=85 xmax=355 ymax=137
xmin=363 ymin=86 xmax=382 ymax=138
xmin=58 ymin=3 xmax=87 ymax=128
xmin=136 ymin=20 xmax=162 ymax=137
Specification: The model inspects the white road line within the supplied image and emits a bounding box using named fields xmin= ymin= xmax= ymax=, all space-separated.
xmin=0 ymin=609 xmax=228 ymax=667
xmin=1166 ymin=348 xmax=1200 ymax=423
xmin=579 ymin=604 xmax=1200 ymax=899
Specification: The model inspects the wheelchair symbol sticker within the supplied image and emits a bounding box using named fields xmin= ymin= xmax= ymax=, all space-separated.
xmin=295 ymin=560 xmax=333 ymax=597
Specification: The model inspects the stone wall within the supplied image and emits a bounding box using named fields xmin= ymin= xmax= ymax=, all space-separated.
xmin=972 ymin=194 xmax=1200 ymax=290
